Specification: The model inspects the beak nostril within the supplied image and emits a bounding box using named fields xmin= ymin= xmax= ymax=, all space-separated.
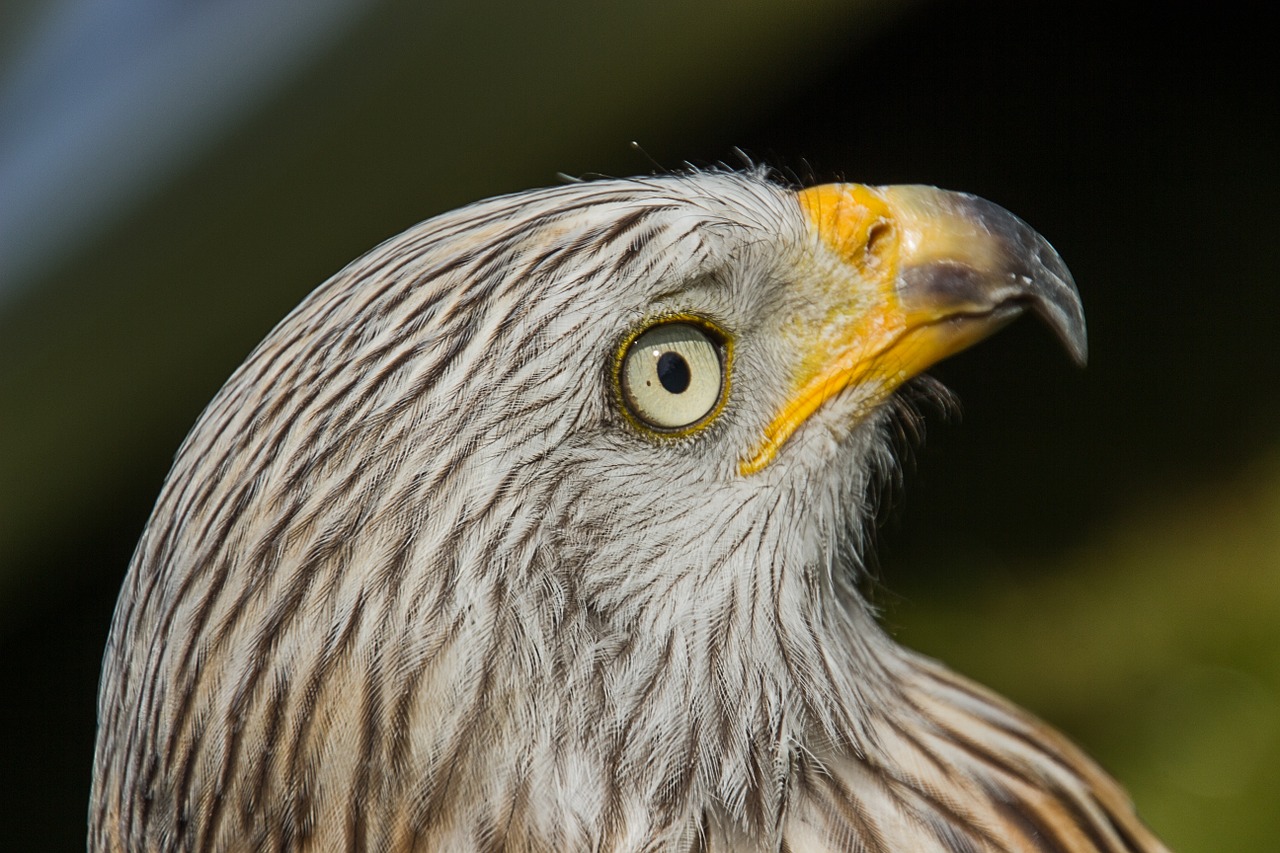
xmin=865 ymin=221 xmax=893 ymax=260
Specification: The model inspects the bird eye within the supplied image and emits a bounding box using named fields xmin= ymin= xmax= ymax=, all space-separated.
xmin=619 ymin=321 xmax=728 ymax=432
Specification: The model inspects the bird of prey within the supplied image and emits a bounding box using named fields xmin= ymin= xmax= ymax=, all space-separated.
xmin=90 ymin=170 xmax=1168 ymax=852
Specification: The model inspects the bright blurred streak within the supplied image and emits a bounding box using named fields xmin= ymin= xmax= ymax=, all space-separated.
xmin=0 ymin=0 xmax=371 ymax=304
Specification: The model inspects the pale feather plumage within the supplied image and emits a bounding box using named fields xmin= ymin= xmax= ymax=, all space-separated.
xmin=90 ymin=171 xmax=1167 ymax=852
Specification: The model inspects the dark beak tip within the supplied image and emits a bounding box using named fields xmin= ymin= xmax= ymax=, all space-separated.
xmin=1033 ymin=263 xmax=1088 ymax=368
xmin=949 ymin=192 xmax=1088 ymax=366
xmin=1017 ymin=269 xmax=1088 ymax=367
xmin=1005 ymin=224 xmax=1088 ymax=369
xmin=1063 ymin=323 xmax=1090 ymax=367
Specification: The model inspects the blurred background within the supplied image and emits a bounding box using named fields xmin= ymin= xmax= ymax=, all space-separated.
xmin=1 ymin=1 xmax=1276 ymax=849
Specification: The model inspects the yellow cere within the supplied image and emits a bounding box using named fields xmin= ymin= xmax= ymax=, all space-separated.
xmin=739 ymin=185 xmax=910 ymax=476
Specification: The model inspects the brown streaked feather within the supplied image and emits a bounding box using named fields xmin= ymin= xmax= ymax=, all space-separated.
xmin=773 ymin=654 xmax=1168 ymax=852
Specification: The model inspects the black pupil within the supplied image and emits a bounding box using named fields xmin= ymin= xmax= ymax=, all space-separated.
xmin=656 ymin=351 xmax=691 ymax=394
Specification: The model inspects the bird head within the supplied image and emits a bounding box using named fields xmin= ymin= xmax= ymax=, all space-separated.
xmin=93 ymin=170 xmax=1092 ymax=851
xmin=295 ymin=173 xmax=1080 ymax=632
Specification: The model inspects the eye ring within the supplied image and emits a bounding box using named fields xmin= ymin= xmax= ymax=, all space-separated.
xmin=615 ymin=316 xmax=731 ymax=435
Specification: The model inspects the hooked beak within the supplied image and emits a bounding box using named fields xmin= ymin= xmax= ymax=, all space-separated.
xmin=740 ymin=183 xmax=1085 ymax=476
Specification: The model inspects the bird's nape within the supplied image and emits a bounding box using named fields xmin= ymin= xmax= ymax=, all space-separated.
xmin=90 ymin=169 xmax=1167 ymax=852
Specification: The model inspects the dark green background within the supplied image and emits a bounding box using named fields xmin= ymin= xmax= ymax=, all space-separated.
xmin=2 ymin=2 xmax=1276 ymax=849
